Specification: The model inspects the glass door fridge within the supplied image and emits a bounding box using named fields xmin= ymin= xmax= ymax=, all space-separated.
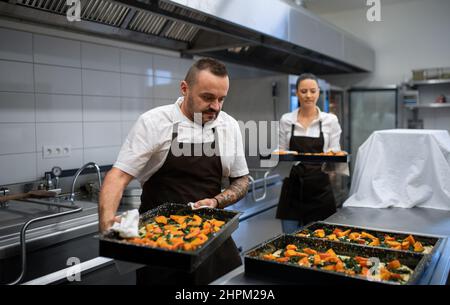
xmin=348 ymin=87 xmax=398 ymax=171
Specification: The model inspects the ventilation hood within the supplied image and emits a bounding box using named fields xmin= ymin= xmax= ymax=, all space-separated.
xmin=0 ymin=0 xmax=374 ymax=75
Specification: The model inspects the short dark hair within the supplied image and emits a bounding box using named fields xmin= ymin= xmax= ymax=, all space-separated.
xmin=296 ymin=73 xmax=320 ymax=90
xmin=184 ymin=57 xmax=228 ymax=86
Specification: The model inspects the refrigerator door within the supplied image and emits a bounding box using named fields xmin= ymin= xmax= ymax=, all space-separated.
xmin=349 ymin=88 xmax=398 ymax=170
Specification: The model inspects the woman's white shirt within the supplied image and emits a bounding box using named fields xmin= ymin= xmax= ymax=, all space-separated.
xmin=278 ymin=107 xmax=342 ymax=152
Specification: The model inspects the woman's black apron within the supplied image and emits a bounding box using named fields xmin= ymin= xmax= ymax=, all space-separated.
xmin=136 ymin=124 xmax=241 ymax=285
xmin=276 ymin=121 xmax=336 ymax=224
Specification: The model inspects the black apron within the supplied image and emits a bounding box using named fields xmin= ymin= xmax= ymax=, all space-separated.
xmin=136 ymin=124 xmax=242 ymax=285
xmin=276 ymin=121 xmax=336 ymax=224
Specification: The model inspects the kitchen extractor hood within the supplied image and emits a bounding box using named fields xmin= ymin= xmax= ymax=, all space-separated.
xmin=0 ymin=0 xmax=374 ymax=75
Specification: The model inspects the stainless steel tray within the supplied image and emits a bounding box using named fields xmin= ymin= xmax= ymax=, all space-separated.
xmin=260 ymin=154 xmax=349 ymax=163
xmin=99 ymin=203 xmax=241 ymax=272
xmin=244 ymin=234 xmax=430 ymax=285
xmin=293 ymin=221 xmax=443 ymax=256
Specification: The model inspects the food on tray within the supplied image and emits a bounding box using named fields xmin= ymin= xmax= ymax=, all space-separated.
xmin=296 ymin=227 xmax=433 ymax=254
xmin=125 ymin=214 xmax=226 ymax=251
xmin=272 ymin=150 xmax=299 ymax=155
xmin=272 ymin=150 xmax=347 ymax=156
xmin=259 ymin=244 xmax=414 ymax=284
xmin=302 ymin=151 xmax=348 ymax=156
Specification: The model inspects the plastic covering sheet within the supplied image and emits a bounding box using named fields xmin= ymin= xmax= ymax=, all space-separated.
xmin=344 ymin=129 xmax=450 ymax=210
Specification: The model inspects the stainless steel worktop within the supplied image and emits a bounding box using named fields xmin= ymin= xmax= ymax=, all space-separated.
xmin=211 ymin=207 xmax=450 ymax=285
xmin=2 ymin=175 xmax=282 ymax=285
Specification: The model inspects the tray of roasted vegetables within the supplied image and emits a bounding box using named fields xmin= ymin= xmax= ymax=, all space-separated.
xmin=244 ymin=234 xmax=430 ymax=285
xmin=99 ymin=203 xmax=241 ymax=271
xmin=293 ymin=222 xmax=442 ymax=256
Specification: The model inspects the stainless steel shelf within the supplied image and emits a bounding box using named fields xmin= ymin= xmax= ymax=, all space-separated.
xmin=405 ymin=103 xmax=450 ymax=109
xmin=410 ymin=79 xmax=450 ymax=86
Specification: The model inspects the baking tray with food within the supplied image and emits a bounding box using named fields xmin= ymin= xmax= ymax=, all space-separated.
xmin=260 ymin=150 xmax=349 ymax=163
xmin=293 ymin=222 xmax=443 ymax=256
xmin=244 ymin=234 xmax=430 ymax=285
xmin=99 ymin=203 xmax=241 ymax=272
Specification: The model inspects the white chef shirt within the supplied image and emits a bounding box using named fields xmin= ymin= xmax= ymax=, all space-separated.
xmin=279 ymin=107 xmax=342 ymax=152
xmin=114 ymin=97 xmax=249 ymax=185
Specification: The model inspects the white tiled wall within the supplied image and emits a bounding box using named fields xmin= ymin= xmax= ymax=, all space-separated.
xmin=0 ymin=28 xmax=33 ymax=62
xmin=34 ymin=34 xmax=81 ymax=68
xmin=0 ymin=27 xmax=191 ymax=185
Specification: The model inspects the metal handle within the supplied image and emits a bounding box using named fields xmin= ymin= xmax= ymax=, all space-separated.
xmin=7 ymin=202 xmax=82 ymax=285
xmin=0 ymin=187 xmax=9 ymax=208
xmin=249 ymin=170 xmax=271 ymax=202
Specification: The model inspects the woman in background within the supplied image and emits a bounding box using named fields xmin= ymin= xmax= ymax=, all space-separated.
xmin=276 ymin=73 xmax=342 ymax=233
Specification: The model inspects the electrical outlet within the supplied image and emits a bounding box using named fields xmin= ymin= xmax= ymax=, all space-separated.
xmin=42 ymin=145 xmax=72 ymax=159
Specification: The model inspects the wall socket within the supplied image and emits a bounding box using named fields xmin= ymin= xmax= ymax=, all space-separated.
xmin=43 ymin=145 xmax=72 ymax=159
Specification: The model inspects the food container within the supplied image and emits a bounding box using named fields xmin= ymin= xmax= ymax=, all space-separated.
xmin=244 ymin=234 xmax=430 ymax=285
xmin=412 ymin=69 xmax=425 ymax=81
xmin=99 ymin=203 xmax=241 ymax=272
xmin=260 ymin=153 xmax=349 ymax=163
xmin=293 ymin=222 xmax=443 ymax=256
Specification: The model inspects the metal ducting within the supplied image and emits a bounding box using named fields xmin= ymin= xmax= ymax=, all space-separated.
xmin=0 ymin=0 xmax=374 ymax=75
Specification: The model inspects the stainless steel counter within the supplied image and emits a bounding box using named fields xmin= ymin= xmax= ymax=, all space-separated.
xmin=6 ymin=175 xmax=282 ymax=285
xmin=211 ymin=207 xmax=450 ymax=285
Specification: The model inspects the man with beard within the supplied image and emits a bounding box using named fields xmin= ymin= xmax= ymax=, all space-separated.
xmin=99 ymin=58 xmax=249 ymax=285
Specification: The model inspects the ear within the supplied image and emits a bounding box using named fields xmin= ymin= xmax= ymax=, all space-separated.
xmin=180 ymin=80 xmax=188 ymax=96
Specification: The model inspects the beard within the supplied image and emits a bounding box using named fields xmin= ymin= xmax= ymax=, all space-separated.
xmin=186 ymin=95 xmax=220 ymax=124
xmin=202 ymin=110 xmax=219 ymax=123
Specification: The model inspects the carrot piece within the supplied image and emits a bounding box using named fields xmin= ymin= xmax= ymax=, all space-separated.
xmin=414 ymin=241 xmax=424 ymax=252
xmin=154 ymin=215 xmax=168 ymax=225
xmin=286 ymin=244 xmax=298 ymax=251
xmin=314 ymin=229 xmax=325 ymax=238
xmin=276 ymin=257 xmax=290 ymax=263
xmin=388 ymin=260 xmax=401 ymax=270
xmin=298 ymin=257 xmax=311 ymax=267
xmin=303 ymin=248 xmax=318 ymax=255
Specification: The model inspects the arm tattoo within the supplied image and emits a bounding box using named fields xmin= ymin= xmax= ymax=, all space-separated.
xmin=214 ymin=175 xmax=249 ymax=209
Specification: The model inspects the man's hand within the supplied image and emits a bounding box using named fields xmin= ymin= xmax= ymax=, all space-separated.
xmin=193 ymin=198 xmax=218 ymax=209
xmin=214 ymin=175 xmax=249 ymax=209
xmin=98 ymin=167 xmax=133 ymax=234
xmin=99 ymin=215 xmax=121 ymax=234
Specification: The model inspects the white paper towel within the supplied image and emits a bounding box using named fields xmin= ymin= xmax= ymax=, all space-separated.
xmin=111 ymin=209 xmax=140 ymax=238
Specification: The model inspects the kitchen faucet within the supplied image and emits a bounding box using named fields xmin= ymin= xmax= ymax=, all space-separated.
xmin=70 ymin=162 xmax=102 ymax=203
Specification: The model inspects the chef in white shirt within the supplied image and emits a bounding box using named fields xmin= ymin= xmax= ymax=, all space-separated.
xmin=98 ymin=57 xmax=249 ymax=285
xmin=276 ymin=73 xmax=342 ymax=233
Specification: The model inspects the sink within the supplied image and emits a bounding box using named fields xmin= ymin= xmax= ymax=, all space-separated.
xmin=0 ymin=197 xmax=98 ymax=248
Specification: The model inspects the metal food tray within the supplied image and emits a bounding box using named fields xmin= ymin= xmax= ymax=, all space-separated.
xmin=293 ymin=221 xmax=443 ymax=256
xmin=99 ymin=203 xmax=241 ymax=272
xmin=244 ymin=234 xmax=430 ymax=285
xmin=260 ymin=154 xmax=349 ymax=163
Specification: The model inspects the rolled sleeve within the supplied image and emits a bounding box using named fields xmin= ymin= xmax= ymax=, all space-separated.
xmin=327 ymin=115 xmax=342 ymax=152
xmin=114 ymin=115 xmax=155 ymax=177
xmin=278 ymin=115 xmax=291 ymax=151
xmin=229 ymin=120 xmax=249 ymax=178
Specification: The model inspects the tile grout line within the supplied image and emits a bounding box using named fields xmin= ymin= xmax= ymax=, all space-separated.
xmin=119 ymin=47 xmax=123 ymax=145
xmin=80 ymin=41 xmax=85 ymax=166
xmin=32 ymin=32 xmax=39 ymax=181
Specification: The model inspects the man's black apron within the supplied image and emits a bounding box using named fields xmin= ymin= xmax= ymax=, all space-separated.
xmin=137 ymin=124 xmax=241 ymax=285
xmin=276 ymin=121 xmax=336 ymax=224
